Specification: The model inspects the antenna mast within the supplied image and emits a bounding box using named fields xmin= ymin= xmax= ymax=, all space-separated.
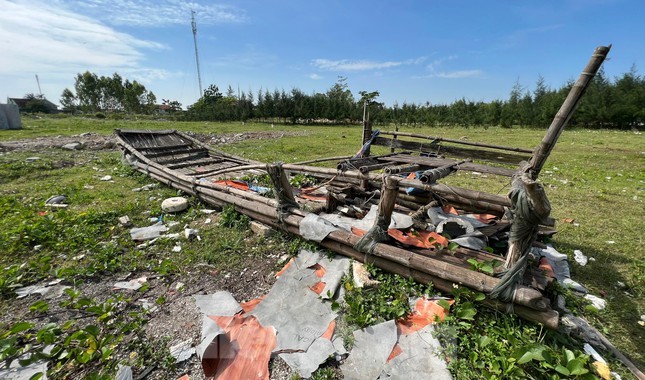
xmin=191 ymin=10 xmax=203 ymax=96
xmin=35 ymin=74 xmax=42 ymax=96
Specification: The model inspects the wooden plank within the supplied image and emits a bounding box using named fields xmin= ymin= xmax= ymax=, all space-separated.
xmin=167 ymin=157 xmax=228 ymax=170
xmin=379 ymin=154 xmax=516 ymax=177
xmin=373 ymin=137 xmax=529 ymax=165
xmin=187 ymin=161 xmax=241 ymax=176
xmin=145 ymin=148 xmax=207 ymax=159
xmin=137 ymin=143 xmax=192 ymax=151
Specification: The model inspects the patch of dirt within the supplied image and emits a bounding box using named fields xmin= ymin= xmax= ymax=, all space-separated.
xmin=0 ymin=132 xmax=117 ymax=153
xmin=0 ymin=130 xmax=306 ymax=153
xmin=0 ymin=248 xmax=291 ymax=379
xmin=187 ymin=131 xmax=308 ymax=146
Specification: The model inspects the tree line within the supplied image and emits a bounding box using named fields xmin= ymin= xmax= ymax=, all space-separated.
xmin=186 ymin=68 xmax=644 ymax=129
xmin=59 ymin=72 xmax=158 ymax=114
xmin=56 ymin=67 xmax=644 ymax=129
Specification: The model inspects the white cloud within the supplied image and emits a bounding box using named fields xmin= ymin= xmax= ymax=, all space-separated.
xmin=419 ymin=55 xmax=482 ymax=79
xmin=62 ymin=0 xmax=246 ymax=26
xmin=0 ymin=0 xmax=181 ymax=103
xmin=0 ymin=0 xmax=164 ymax=76
xmin=312 ymin=57 xmax=425 ymax=72
xmin=309 ymin=73 xmax=323 ymax=80
xmin=431 ymin=70 xmax=483 ymax=79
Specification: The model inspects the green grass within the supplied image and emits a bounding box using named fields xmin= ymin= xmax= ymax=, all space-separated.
xmin=0 ymin=116 xmax=643 ymax=378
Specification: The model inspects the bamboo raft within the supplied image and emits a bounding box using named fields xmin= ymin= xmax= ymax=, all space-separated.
xmin=115 ymin=46 xmax=611 ymax=329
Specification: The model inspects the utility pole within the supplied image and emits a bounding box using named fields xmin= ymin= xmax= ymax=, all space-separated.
xmin=191 ymin=10 xmax=203 ymax=96
xmin=35 ymin=74 xmax=42 ymax=96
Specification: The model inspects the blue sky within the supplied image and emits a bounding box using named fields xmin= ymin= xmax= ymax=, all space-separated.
xmin=1 ymin=0 xmax=643 ymax=108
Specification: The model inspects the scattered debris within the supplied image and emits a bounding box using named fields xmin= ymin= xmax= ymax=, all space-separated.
xmin=606 ymin=240 xmax=616 ymax=244
xmin=250 ymin=221 xmax=274 ymax=238
xmin=0 ymin=360 xmax=48 ymax=380
xmin=45 ymin=195 xmax=68 ymax=208
xmin=535 ymin=245 xmax=570 ymax=282
xmin=380 ymin=324 xmax=451 ymax=379
xmin=584 ymin=294 xmax=607 ymax=310
xmin=118 ymin=215 xmax=131 ymax=226
xmin=342 ymin=320 xmax=398 ymax=380
xmin=113 ymin=276 xmax=147 ymax=291
xmin=115 ymin=365 xmax=133 ymax=380
xmin=352 ymin=262 xmax=380 ymax=288
xmin=573 ymin=249 xmax=588 ymax=266
xmin=129 ymin=224 xmax=168 ymax=241
xmin=172 ymin=244 xmax=182 ymax=253
xmin=25 ymin=156 xmax=40 ymax=162
xmin=169 ymin=339 xmax=195 ymax=363
xmin=15 ymin=283 xmax=69 ymax=299
xmin=563 ymin=278 xmax=588 ymax=294
xmin=184 ymin=228 xmax=200 ymax=240
xmin=99 ymin=175 xmax=112 ymax=181
xmin=132 ymin=184 xmax=157 ymax=192
xmin=161 ymin=197 xmax=189 ymax=213
xmin=138 ymin=299 xmax=158 ymax=313
xmin=299 ymin=213 xmax=339 ymax=242
xmin=62 ymin=142 xmax=82 ymax=150
xmin=200 ymin=209 xmax=217 ymax=214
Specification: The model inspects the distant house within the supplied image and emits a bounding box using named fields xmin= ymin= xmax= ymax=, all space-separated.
xmin=156 ymin=103 xmax=172 ymax=114
xmin=7 ymin=97 xmax=59 ymax=114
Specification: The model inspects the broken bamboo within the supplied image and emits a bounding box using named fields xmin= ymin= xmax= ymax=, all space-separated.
xmin=528 ymin=45 xmax=611 ymax=179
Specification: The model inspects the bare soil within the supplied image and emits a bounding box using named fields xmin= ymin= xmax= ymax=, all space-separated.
xmin=0 ymin=131 xmax=306 ymax=153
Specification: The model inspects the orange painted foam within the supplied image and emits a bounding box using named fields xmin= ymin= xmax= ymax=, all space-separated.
xmin=204 ymin=315 xmax=276 ymax=380
xmin=397 ymin=298 xmax=453 ymax=335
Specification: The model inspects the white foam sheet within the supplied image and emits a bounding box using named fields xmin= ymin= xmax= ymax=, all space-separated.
xmin=250 ymin=252 xmax=337 ymax=353
xmin=129 ymin=224 xmax=168 ymax=240
xmin=300 ymin=213 xmax=339 ymax=242
xmin=341 ymin=320 xmax=398 ymax=380
xmin=318 ymin=256 xmax=351 ymax=299
xmin=279 ymin=337 xmax=336 ymax=378
xmin=378 ymin=324 xmax=452 ymax=380
xmin=193 ymin=291 xmax=243 ymax=316
xmin=320 ymin=205 xmax=414 ymax=232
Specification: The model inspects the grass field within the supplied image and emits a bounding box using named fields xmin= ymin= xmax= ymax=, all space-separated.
xmin=0 ymin=115 xmax=643 ymax=379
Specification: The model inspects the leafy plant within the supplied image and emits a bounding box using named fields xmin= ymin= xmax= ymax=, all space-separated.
xmin=467 ymin=258 xmax=503 ymax=275
xmin=342 ymin=264 xmax=434 ymax=327
xmin=218 ymin=204 xmax=251 ymax=230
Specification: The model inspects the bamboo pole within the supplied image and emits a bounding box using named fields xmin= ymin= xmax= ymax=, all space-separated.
xmin=379 ymin=131 xmax=534 ymax=154
xmin=419 ymin=159 xmax=469 ymax=183
xmin=229 ymin=201 xmax=557 ymax=328
xmin=359 ymin=162 xmax=393 ymax=173
xmin=528 ymin=45 xmax=611 ymax=179
xmin=385 ymin=164 xmax=421 ymax=174
xmin=281 ymin=164 xmax=512 ymax=207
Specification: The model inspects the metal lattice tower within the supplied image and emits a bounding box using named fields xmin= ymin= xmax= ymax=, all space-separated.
xmin=191 ymin=10 xmax=203 ymax=96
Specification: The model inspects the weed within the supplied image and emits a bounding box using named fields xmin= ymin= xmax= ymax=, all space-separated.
xmin=435 ymin=286 xmax=600 ymax=379
xmin=218 ymin=205 xmax=250 ymax=230
xmin=341 ymin=265 xmax=434 ymax=328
